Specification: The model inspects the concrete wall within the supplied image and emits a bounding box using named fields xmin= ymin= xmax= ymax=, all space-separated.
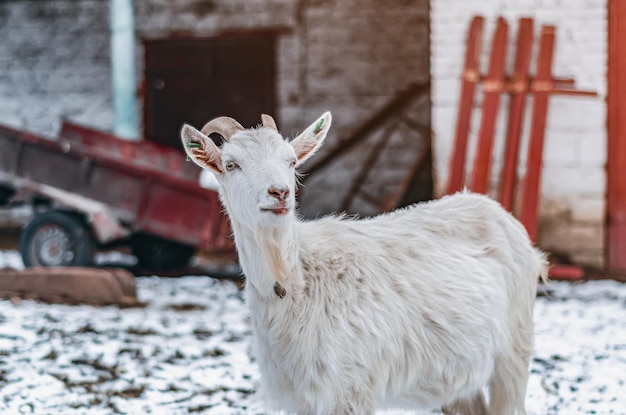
xmin=431 ymin=0 xmax=607 ymax=266
xmin=0 ymin=1 xmax=112 ymax=137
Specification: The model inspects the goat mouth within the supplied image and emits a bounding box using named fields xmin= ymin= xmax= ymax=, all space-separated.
xmin=261 ymin=207 xmax=290 ymax=215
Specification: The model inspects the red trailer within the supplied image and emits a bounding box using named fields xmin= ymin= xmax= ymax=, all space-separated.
xmin=0 ymin=121 xmax=232 ymax=271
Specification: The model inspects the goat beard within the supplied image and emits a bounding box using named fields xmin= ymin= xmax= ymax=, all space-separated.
xmin=255 ymin=227 xmax=294 ymax=286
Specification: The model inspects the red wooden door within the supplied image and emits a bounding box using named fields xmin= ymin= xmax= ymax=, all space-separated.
xmin=608 ymin=0 xmax=626 ymax=270
xmin=144 ymin=34 xmax=276 ymax=148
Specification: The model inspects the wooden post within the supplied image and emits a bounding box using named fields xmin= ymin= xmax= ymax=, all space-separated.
xmin=469 ymin=17 xmax=509 ymax=194
xmin=446 ymin=16 xmax=484 ymax=194
xmin=499 ymin=18 xmax=533 ymax=211
xmin=519 ymin=26 xmax=556 ymax=242
xmin=608 ymin=0 xmax=626 ymax=270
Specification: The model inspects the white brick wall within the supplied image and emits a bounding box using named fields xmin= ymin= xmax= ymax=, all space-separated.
xmin=431 ymin=0 xmax=607 ymax=266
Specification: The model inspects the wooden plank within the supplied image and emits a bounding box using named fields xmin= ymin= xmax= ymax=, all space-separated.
xmin=608 ymin=0 xmax=626 ymax=270
xmin=499 ymin=18 xmax=534 ymax=211
xmin=339 ymin=120 xmax=399 ymax=212
xmin=380 ymin=139 xmax=431 ymax=212
xmin=519 ymin=26 xmax=556 ymax=242
xmin=446 ymin=16 xmax=484 ymax=194
xmin=469 ymin=17 xmax=508 ymax=195
xmin=0 ymin=267 xmax=138 ymax=306
xmin=302 ymin=82 xmax=428 ymax=176
xmin=549 ymin=89 xmax=597 ymax=97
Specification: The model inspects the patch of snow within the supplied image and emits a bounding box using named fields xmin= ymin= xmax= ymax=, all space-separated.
xmin=0 ymin=250 xmax=24 ymax=270
xmin=94 ymin=250 xmax=138 ymax=267
xmin=526 ymin=281 xmax=626 ymax=415
xmin=0 ymin=250 xmax=624 ymax=414
xmin=0 ymin=205 xmax=32 ymax=227
xmin=0 ymin=276 xmax=262 ymax=414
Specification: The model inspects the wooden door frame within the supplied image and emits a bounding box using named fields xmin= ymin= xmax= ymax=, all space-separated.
xmin=607 ymin=0 xmax=626 ymax=270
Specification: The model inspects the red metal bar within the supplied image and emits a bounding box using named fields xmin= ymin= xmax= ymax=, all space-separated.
xmin=549 ymin=265 xmax=584 ymax=281
xmin=499 ymin=18 xmax=534 ymax=211
xmin=446 ymin=16 xmax=484 ymax=194
xmin=469 ymin=17 xmax=508 ymax=194
xmin=519 ymin=26 xmax=556 ymax=242
xmin=607 ymin=0 xmax=626 ymax=270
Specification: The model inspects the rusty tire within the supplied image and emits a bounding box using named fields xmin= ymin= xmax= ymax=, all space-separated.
xmin=20 ymin=210 xmax=94 ymax=267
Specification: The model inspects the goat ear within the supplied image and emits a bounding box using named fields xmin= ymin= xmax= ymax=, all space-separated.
xmin=180 ymin=124 xmax=223 ymax=174
xmin=291 ymin=112 xmax=332 ymax=166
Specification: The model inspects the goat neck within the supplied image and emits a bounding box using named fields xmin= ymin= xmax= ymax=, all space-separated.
xmin=230 ymin=216 xmax=301 ymax=299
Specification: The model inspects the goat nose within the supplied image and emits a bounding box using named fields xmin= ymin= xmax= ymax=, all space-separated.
xmin=268 ymin=186 xmax=290 ymax=201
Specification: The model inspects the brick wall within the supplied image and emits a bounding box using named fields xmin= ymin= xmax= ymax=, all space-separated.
xmin=287 ymin=1 xmax=430 ymax=215
xmin=0 ymin=1 xmax=112 ymax=137
xmin=134 ymin=0 xmax=430 ymax=215
xmin=0 ymin=0 xmax=430 ymax=216
xmin=431 ymin=0 xmax=607 ymax=266
xmin=0 ymin=0 xmax=608 ymax=266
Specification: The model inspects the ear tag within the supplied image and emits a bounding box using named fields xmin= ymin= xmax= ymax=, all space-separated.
xmin=185 ymin=142 xmax=201 ymax=161
xmin=313 ymin=118 xmax=325 ymax=135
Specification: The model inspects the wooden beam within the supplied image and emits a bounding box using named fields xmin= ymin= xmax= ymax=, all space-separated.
xmin=469 ymin=17 xmax=508 ymax=195
xmin=446 ymin=16 xmax=484 ymax=194
xmin=339 ymin=120 xmax=399 ymax=212
xmin=302 ymin=82 xmax=428 ymax=176
xmin=519 ymin=25 xmax=556 ymax=242
xmin=499 ymin=18 xmax=534 ymax=211
xmin=607 ymin=0 xmax=626 ymax=270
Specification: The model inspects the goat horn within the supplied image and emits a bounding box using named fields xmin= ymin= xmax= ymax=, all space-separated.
xmin=200 ymin=117 xmax=244 ymax=142
xmin=261 ymin=114 xmax=278 ymax=132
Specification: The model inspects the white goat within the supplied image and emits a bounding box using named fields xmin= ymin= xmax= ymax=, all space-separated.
xmin=181 ymin=112 xmax=548 ymax=415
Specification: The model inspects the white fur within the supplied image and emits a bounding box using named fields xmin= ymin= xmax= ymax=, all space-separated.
xmin=199 ymin=170 xmax=221 ymax=191
xmin=181 ymin=113 xmax=548 ymax=415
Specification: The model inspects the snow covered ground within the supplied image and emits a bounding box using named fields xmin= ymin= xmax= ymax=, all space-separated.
xmin=0 ymin=249 xmax=625 ymax=414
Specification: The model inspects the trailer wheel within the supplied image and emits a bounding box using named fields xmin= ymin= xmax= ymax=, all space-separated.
xmin=131 ymin=234 xmax=195 ymax=272
xmin=20 ymin=211 xmax=94 ymax=267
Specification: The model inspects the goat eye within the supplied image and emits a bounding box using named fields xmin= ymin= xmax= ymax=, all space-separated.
xmin=290 ymin=159 xmax=297 ymax=168
xmin=225 ymin=161 xmax=239 ymax=171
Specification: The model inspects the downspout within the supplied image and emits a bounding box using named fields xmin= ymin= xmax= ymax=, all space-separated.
xmin=110 ymin=0 xmax=139 ymax=140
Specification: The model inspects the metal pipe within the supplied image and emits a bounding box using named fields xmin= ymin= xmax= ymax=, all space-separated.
xmin=110 ymin=0 xmax=138 ymax=140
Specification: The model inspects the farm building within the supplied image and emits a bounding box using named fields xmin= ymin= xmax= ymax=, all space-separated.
xmin=0 ymin=0 xmax=622 ymax=272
